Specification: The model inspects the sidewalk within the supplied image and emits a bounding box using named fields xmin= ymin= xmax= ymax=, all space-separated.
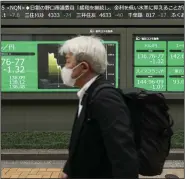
xmin=2 ymin=168 xmax=62 ymax=178
xmin=2 ymin=149 xmax=184 ymax=160
xmin=1 ymin=168 xmax=184 ymax=178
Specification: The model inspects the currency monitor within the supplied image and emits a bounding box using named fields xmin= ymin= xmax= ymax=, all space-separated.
xmin=133 ymin=35 xmax=184 ymax=92
xmin=1 ymin=34 xmax=119 ymax=92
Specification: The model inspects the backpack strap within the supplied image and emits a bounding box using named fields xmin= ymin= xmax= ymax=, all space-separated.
xmin=89 ymin=83 xmax=116 ymax=104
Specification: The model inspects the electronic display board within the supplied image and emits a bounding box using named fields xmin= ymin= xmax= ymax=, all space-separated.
xmin=1 ymin=34 xmax=119 ymax=92
xmin=1 ymin=3 xmax=184 ymax=19
xmin=133 ymin=35 xmax=184 ymax=92
xmin=1 ymin=2 xmax=183 ymax=26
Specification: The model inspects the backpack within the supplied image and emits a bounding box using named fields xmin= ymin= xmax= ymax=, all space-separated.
xmin=89 ymin=84 xmax=174 ymax=176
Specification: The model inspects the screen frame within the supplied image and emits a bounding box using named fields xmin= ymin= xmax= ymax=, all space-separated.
xmin=1 ymin=27 xmax=126 ymax=100
xmin=126 ymin=28 xmax=184 ymax=100
xmin=1 ymin=1 xmax=183 ymax=26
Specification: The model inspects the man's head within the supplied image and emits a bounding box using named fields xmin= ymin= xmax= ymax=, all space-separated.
xmin=59 ymin=36 xmax=107 ymax=88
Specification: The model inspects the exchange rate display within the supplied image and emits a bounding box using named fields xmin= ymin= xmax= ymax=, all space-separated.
xmin=134 ymin=35 xmax=184 ymax=92
xmin=1 ymin=36 xmax=119 ymax=92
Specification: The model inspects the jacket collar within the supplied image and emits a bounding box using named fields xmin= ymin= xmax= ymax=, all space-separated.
xmin=77 ymin=75 xmax=98 ymax=102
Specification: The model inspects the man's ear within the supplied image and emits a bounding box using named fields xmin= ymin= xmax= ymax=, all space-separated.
xmin=81 ymin=62 xmax=90 ymax=72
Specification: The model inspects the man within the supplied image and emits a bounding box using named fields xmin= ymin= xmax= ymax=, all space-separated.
xmin=59 ymin=36 xmax=138 ymax=179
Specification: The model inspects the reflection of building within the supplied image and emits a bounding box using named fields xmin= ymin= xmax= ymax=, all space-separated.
xmin=48 ymin=53 xmax=62 ymax=76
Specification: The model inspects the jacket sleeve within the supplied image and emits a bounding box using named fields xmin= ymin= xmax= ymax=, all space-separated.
xmin=90 ymin=88 xmax=139 ymax=179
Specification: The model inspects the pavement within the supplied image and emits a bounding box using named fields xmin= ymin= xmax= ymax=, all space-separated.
xmin=1 ymin=168 xmax=184 ymax=178
xmin=1 ymin=149 xmax=184 ymax=160
xmin=1 ymin=149 xmax=184 ymax=178
xmin=1 ymin=168 xmax=63 ymax=178
xmin=1 ymin=160 xmax=184 ymax=168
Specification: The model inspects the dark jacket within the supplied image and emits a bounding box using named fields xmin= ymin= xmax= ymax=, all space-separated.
xmin=63 ymin=75 xmax=138 ymax=179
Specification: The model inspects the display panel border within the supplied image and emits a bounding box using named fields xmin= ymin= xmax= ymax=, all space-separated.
xmin=1 ymin=1 xmax=183 ymax=26
xmin=126 ymin=28 xmax=184 ymax=100
xmin=1 ymin=28 xmax=126 ymax=100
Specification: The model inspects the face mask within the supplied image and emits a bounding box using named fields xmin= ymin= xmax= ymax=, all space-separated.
xmin=61 ymin=63 xmax=84 ymax=87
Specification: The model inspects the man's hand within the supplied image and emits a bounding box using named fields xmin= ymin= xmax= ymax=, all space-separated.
xmin=61 ymin=172 xmax=68 ymax=179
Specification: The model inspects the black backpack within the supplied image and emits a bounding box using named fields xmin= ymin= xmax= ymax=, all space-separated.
xmin=89 ymin=84 xmax=174 ymax=176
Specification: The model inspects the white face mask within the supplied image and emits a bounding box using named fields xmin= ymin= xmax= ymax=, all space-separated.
xmin=61 ymin=63 xmax=84 ymax=87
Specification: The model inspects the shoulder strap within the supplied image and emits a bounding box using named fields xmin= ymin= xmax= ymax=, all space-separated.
xmin=90 ymin=83 xmax=115 ymax=103
xmin=81 ymin=84 xmax=113 ymax=106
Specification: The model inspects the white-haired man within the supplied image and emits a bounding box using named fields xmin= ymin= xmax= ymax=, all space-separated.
xmin=59 ymin=36 xmax=138 ymax=179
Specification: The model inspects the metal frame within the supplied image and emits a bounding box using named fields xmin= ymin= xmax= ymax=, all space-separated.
xmin=1 ymin=27 xmax=126 ymax=100
xmin=126 ymin=28 xmax=184 ymax=100
xmin=1 ymin=1 xmax=183 ymax=26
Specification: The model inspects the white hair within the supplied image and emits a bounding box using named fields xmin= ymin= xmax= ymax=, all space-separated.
xmin=59 ymin=35 xmax=108 ymax=74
